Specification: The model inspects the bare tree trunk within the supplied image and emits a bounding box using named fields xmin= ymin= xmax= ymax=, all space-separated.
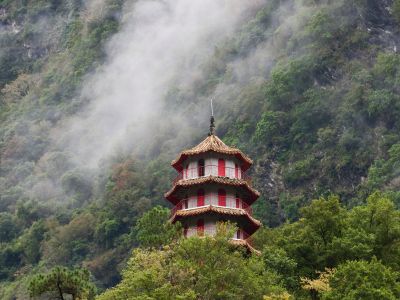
xmin=56 ymin=278 xmax=65 ymax=300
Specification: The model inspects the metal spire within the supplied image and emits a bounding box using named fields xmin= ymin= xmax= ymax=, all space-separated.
xmin=209 ymin=98 xmax=215 ymax=136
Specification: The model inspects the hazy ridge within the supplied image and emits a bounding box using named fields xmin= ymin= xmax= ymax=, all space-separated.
xmin=1 ymin=0 xmax=400 ymax=298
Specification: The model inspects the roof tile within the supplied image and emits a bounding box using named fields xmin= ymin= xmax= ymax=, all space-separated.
xmin=171 ymin=205 xmax=262 ymax=227
xmin=165 ymin=176 xmax=260 ymax=202
xmin=171 ymin=134 xmax=253 ymax=170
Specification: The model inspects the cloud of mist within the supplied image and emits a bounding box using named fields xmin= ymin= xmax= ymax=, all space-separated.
xmin=54 ymin=0 xmax=267 ymax=169
xmin=1 ymin=0 xmax=352 ymax=208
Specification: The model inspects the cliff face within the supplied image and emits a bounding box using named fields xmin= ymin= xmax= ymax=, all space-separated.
xmin=1 ymin=0 xmax=400 ymax=297
xmin=219 ymin=0 xmax=400 ymax=224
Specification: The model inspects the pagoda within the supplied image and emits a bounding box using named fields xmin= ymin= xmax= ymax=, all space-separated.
xmin=165 ymin=115 xmax=261 ymax=252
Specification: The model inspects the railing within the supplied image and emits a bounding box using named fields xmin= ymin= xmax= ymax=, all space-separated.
xmin=185 ymin=224 xmax=217 ymax=237
xmin=184 ymin=226 xmax=253 ymax=246
xmin=173 ymin=165 xmax=251 ymax=185
xmin=170 ymin=196 xmax=253 ymax=218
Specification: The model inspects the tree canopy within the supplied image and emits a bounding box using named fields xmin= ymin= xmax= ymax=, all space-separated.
xmin=97 ymin=224 xmax=286 ymax=300
xmin=29 ymin=266 xmax=95 ymax=300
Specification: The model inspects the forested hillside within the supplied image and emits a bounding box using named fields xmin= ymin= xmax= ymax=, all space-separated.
xmin=1 ymin=0 xmax=400 ymax=299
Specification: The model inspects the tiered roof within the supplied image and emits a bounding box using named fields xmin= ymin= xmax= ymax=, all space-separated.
xmin=164 ymin=176 xmax=260 ymax=205
xmin=167 ymin=127 xmax=261 ymax=254
xmin=171 ymin=134 xmax=253 ymax=171
xmin=170 ymin=205 xmax=261 ymax=235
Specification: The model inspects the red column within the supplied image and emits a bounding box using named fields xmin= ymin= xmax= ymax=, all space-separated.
xmin=218 ymin=189 xmax=226 ymax=206
xmin=197 ymin=189 xmax=205 ymax=206
xmin=197 ymin=219 xmax=204 ymax=236
xmin=218 ymin=159 xmax=225 ymax=176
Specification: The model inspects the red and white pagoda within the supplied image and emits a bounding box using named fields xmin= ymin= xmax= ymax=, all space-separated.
xmin=165 ymin=115 xmax=261 ymax=252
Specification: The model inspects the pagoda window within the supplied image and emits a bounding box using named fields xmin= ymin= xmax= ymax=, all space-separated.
xmin=236 ymin=230 xmax=241 ymax=239
xmin=197 ymin=219 xmax=204 ymax=236
xmin=184 ymin=196 xmax=188 ymax=209
xmin=189 ymin=162 xmax=195 ymax=179
xmin=184 ymin=164 xmax=189 ymax=179
xmin=225 ymin=160 xmax=234 ymax=178
xmin=198 ymin=159 xmax=205 ymax=177
xmin=197 ymin=189 xmax=205 ymax=206
xmin=206 ymin=158 xmax=218 ymax=176
xmin=218 ymin=159 xmax=225 ymax=176
xmin=218 ymin=189 xmax=226 ymax=206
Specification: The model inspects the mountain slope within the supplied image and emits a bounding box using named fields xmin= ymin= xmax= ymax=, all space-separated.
xmin=1 ymin=0 xmax=400 ymax=298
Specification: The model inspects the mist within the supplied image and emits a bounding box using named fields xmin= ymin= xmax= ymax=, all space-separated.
xmin=54 ymin=0 xmax=267 ymax=169
xmin=1 ymin=0 xmax=333 ymax=208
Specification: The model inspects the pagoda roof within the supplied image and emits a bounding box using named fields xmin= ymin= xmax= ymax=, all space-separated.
xmin=230 ymin=239 xmax=261 ymax=255
xmin=170 ymin=205 xmax=261 ymax=235
xmin=164 ymin=176 xmax=260 ymax=205
xmin=171 ymin=134 xmax=253 ymax=171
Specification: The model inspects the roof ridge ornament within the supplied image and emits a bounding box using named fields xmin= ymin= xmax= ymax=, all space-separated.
xmin=209 ymin=98 xmax=215 ymax=136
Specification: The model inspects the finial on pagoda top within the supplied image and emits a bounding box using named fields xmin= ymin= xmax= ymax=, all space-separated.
xmin=209 ymin=98 xmax=215 ymax=136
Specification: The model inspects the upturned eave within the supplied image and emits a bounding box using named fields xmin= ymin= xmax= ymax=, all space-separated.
xmin=171 ymin=134 xmax=253 ymax=172
xmin=170 ymin=205 xmax=261 ymax=235
xmin=164 ymin=176 xmax=260 ymax=205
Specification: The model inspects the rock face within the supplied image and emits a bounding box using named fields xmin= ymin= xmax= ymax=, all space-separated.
xmin=253 ymin=154 xmax=285 ymax=227
xmin=364 ymin=0 xmax=400 ymax=52
xmin=2 ymin=0 xmax=400 ymax=296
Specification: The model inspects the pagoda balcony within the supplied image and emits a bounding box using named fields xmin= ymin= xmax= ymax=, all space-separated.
xmin=184 ymin=226 xmax=254 ymax=247
xmin=170 ymin=195 xmax=253 ymax=218
xmin=173 ymin=165 xmax=251 ymax=185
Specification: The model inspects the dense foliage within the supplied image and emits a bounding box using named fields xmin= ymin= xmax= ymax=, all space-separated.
xmin=1 ymin=0 xmax=400 ymax=299
xmin=29 ymin=266 xmax=95 ymax=300
xmin=97 ymin=225 xmax=285 ymax=300
xmin=94 ymin=194 xmax=400 ymax=299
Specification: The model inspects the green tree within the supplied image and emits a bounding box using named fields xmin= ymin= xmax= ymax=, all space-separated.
xmin=0 ymin=212 xmax=20 ymax=242
xmin=0 ymin=244 xmax=22 ymax=280
xmin=256 ymin=193 xmax=400 ymax=297
xmin=134 ymin=205 xmax=182 ymax=248
xmin=94 ymin=218 xmax=120 ymax=249
xmin=20 ymin=220 xmax=47 ymax=264
xmin=97 ymin=224 xmax=286 ymax=300
xmin=29 ymin=266 xmax=95 ymax=300
xmin=42 ymin=213 xmax=96 ymax=264
xmin=263 ymin=245 xmax=298 ymax=291
xmin=322 ymin=258 xmax=400 ymax=300
xmin=347 ymin=192 xmax=400 ymax=269
xmin=277 ymin=196 xmax=346 ymax=275
xmin=299 ymin=196 xmax=345 ymax=249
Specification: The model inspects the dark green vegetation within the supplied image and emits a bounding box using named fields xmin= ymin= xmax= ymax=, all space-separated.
xmin=95 ymin=196 xmax=400 ymax=299
xmin=97 ymin=224 xmax=286 ymax=300
xmin=29 ymin=266 xmax=95 ymax=300
xmin=1 ymin=0 xmax=400 ymax=299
